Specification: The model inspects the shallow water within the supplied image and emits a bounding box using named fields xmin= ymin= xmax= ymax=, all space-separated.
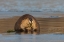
xmin=0 ymin=33 xmax=64 ymax=42
xmin=0 ymin=12 xmax=64 ymax=42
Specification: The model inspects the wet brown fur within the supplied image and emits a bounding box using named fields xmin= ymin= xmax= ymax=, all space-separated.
xmin=14 ymin=14 xmax=40 ymax=33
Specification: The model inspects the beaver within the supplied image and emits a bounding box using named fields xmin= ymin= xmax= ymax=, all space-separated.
xmin=14 ymin=14 xmax=40 ymax=33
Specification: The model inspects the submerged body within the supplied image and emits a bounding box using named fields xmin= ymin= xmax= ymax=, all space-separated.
xmin=14 ymin=14 xmax=40 ymax=33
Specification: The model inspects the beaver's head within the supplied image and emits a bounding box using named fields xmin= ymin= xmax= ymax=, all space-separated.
xmin=14 ymin=14 xmax=40 ymax=33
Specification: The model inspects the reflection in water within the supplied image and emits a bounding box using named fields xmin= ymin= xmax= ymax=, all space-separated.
xmin=0 ymin=33 xmax=64 ymax=42
xmin=15 ymin=31 xmax=40 ymax=35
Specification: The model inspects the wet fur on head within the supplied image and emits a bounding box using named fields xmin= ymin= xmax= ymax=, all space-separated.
xmin=14 ymin=14 xmax=40 ymax=33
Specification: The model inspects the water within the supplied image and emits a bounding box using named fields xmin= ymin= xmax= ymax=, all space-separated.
xmin=0 ymin=12 xmax=64 ymax=19
xmin=0 ymin=33 xmax=64 ymax=42
xmin=0 ymin=0 xmax=64 ymax=12
xmin=0 ymin=11 xmax=64 ymax=42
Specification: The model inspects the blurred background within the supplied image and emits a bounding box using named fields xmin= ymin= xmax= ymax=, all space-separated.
xmin=0 ymin=0 xmax=64 ymax=18
xmin=0 ymin=0 xmax=64 ymax=12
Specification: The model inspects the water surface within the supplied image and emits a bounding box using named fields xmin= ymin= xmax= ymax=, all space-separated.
xmin=0 ymin=33 xmax=64 ymax=42
xmin=0 ymin=12 xmax=64 ymax=19
xmin=0 ymin=12 xmax=64 ymax=42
